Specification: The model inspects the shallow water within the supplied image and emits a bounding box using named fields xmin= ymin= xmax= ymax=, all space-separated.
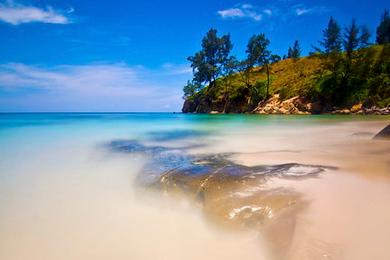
xmin=0 ymin=113 xmax=389 ymax=260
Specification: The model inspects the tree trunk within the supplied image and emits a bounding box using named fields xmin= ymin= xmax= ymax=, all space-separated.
xmin=266 ymin=63 xmax=270 ymax=99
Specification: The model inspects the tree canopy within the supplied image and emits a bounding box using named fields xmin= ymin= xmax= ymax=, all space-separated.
xmin=187 ymin=28 xmax=233 ymax=89
xmin=376 ymin=9 xmax=390 ymax=44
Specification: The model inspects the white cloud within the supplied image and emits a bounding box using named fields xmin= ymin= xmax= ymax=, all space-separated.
xmin=0 ymin=63 xmax=191 ymax=112
xmin=0 ymin=1 xmax=71 ymax=25
xmin=263 ymin=9 xmax=272 ymax=16
xmin=217 ymin=8 xmax=245 ymax=19
xmin=295 ymin=7 xmax=311 ymax=16
xmin=217 ymin=4 xmax=262 ymax=21
xmin=241 ymin=4 xmax=253 ymax=9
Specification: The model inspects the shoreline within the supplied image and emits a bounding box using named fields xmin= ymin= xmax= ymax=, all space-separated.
xmin=183 ymin=94 xmax=390 ymax=115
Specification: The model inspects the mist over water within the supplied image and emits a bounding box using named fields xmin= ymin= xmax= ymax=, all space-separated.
xmin=0 ymin=113 xmax=389 ymax=260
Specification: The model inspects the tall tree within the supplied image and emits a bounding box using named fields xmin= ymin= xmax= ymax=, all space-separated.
xmin=376 ymin=9 xmax=390 ymax=44
xmin=343 ymin=19 xmax=360 ymax=62
xmin=182 ymin=80 xmax=199 ymax=98
xmin=359 ymin=26 xmax=371 ymax=48
xmin=319 ymin=17 xmax=342 ymax=54
xmin=221 ymin=57 xmax=238 ymax=113
xmin=270 ymin=54 xmax=281 ymax=63
xmin=187 ymin=28 xmax=233 ymax=89
xmin=287 ymin=47 xmax=293 ymax=59
xmin=246 ymin=34 xmax=272 ymax=99
xmin=288 ymin=40 xmax=301 ymax=59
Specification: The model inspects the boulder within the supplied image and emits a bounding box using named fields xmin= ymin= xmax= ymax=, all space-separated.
xmin=373 ymin=124 xmax=390 ymax=140
xmin=351 ymin=103 xmax=363 ymax=113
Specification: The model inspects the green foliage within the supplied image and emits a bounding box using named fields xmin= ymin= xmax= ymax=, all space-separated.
xmin=376 ymin=9 xmax=390 ymax=44
xmin=187 ymin=28 xmax=233 ymax=88
xmin=270 ymin=54 xmax=281 ymax=63
xmin=360 ymin=26 xmax=371 ymax=48
xmin=343 ymin=19 xmax=360 ymax=59
xmin=319 ymin=17 xmax=342 ymax=54
xmin=288 ymin=40 xmax=301 ymax=59
xmin=366 ymin=44 xmax=390 ymax=106
xmin=182 ymin=80 xmax=199 ymax=99
xmin=245 ymin=34 xmax=272 ymax=98
xmin=246 ymin=34 xmax=271 ymax=67
xmin=250 ymin=80 xmax=267 ymax=106
xmin=183 ymin=11 xmax=390 ymax=113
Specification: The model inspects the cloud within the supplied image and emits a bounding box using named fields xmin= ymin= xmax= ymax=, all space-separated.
xmin=218 ymin=2 xmax=327 ymax=24
xmin=0 ymin=63 xmax=191 ymax=112
xmin=295 ymin=7 xmax=311 ymax=16
xmin=0 ymin=1 xmax=72 ymax=25
xmin=217 ymin=8 xmax=245 ymax=19
xmin=217 ymin=4 xmax=262 ymax=21
xmin=263 ymin=9 xmax=272 ymax=16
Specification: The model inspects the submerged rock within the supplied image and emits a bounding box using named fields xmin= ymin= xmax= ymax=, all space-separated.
xmin=374 ymin=124 xmax=390 ymax=140
xmin=107 ymin=138 xmax=337 ymax=257
xmin=108 ymin=139 xmax=335 ymax=222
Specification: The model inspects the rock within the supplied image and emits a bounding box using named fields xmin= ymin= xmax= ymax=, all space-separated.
xmin=332 ymin=109 xmax=351 ymax=115
xmin=253 ymin=95 xmax=311 ymax=115
xmin=373 ymin=124 xmax=390 ymax=140
xmin=210 ymin=111 xmax=220 ymax=114
xmin=351 ymin=103 xmax=363 ymax=113
xmin=361 ymin=106 xmax=390 ymax=115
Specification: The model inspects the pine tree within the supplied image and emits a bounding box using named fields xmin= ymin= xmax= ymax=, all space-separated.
xmin=343 ymin=19 xmax=360 ymax=61
xmin=246 ymin=34 xmax=272 ymax=99
xmin=287 ymin=47 xmax=293 ymax=58
xmin=376 ymin=9 xmax=390 ymax=44
xmin=360 ymin=26 xmax=371 ymax=48
xmin=319 ymin=17 xmax=342 ymax=54
xmin=187 ymin=28 xmax=233 ymax=89
xmin=291 ymin=40 xmax=301 ymax=58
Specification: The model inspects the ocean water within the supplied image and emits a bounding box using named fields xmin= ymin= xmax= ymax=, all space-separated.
xmin=0 ymin=113 xmax=389 ymax=260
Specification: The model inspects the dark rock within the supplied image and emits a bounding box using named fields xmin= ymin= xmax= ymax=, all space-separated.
xmin=147 ymin=129 xmax=207 ymax=141
xmin=374 ymin=124 xmax=390 ymax=140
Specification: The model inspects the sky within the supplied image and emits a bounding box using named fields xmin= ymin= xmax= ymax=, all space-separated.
xmin=0 ymin=0 xmax=388 ymax=112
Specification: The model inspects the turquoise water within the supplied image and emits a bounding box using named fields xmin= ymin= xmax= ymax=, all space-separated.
xmin=0 ymin=113 xmax=389 ymax=260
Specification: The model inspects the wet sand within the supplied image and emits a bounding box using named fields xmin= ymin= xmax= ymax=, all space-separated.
xmin=129 ymin=119 xmax=390 ymax=260
xmin=1 ymin=115 xmax=389 ymax=260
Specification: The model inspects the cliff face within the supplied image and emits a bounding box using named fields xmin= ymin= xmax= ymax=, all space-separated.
xmin=183 ymin=94 xmax=329 ymax=114
xmin=182 ymin=45 xmax=390 ymax=114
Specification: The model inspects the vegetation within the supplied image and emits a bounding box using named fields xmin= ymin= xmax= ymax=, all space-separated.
xmin=287 ymin=40 xmax=301 ymax=59
xmin=183 ymin=10 xmax=390 ymax=113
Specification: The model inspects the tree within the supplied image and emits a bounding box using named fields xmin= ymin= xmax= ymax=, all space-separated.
xmin=187 ymin=28 xmax=233 ymax=90
xmin=221 ymin=57 xmax=238 ymax=113
xmin=376 ymin=9 xmax=390 ymax=44
xmin=236 ymin=59 xmax=253 ymax=89
xmin=270 ymin=54 xmax=281 ymax=63
xmin=288 ymin=40 xmax=301 ymax=59
xmin=182 ymin=80 xmax=199 ymax=99
xmin=246 ymin=34 xmax=272 ymax=99
xmin=319 ymin=17 xmax=342 ymax=54
xmin=287 ymin=47 xmax=293 ymax=58
xmin=360 ymin=26 xmax=371 ymax=48
xmin=343 ymin=19 xmax=360 ymax=62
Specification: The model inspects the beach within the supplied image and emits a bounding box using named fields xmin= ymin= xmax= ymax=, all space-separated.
xmin=0 ymin=113 xmax=389 ymax=260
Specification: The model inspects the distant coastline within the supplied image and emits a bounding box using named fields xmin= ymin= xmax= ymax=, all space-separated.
xmin=182 ymin=13 xmax=390 ymax=115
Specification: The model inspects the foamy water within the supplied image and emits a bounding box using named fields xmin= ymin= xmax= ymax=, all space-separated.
xmin=0 ymin=113 xmax=389 ymax=260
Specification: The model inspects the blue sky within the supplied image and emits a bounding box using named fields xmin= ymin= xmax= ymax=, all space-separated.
xmin=0 ymin=0 xmax=388 ymax=112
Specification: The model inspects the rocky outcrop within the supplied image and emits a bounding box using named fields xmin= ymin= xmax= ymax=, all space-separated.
xmin=183 ymin=94 xmax=390 ymax=115
xmin=253 ymin=95 xmax=311 ymax=115
xmin=332 ymin=105 xmax=390 ymax=115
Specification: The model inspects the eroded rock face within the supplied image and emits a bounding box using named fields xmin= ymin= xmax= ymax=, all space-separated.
xmin=253 ymin=95 xmax=311 ymax=115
